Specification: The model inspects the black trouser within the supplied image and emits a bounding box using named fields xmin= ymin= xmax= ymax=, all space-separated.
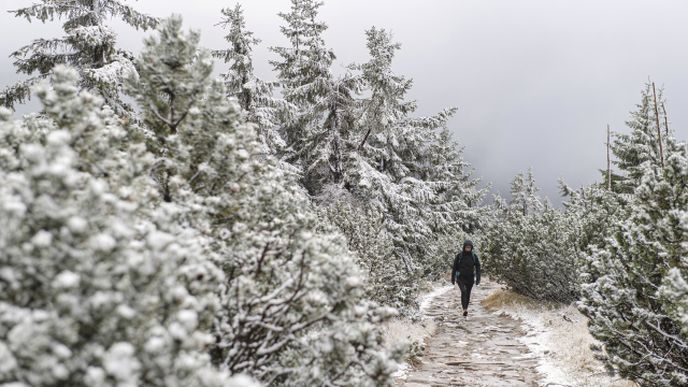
xmin=457 ymin=276 xmax=474 ymax=310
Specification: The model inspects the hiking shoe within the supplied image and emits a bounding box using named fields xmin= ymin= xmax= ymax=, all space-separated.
xmin=463 ymin=310 xmax=468 ymax=317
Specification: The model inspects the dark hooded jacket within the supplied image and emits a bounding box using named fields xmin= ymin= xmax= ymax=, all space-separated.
xmin=452 ymin=240 xmax=481 ymax=285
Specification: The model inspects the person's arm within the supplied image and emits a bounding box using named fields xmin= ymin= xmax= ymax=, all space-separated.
xmin=452 ymin=254 xmax=459 ymax=284
xmin=474 ymin=253 xmax=481 ymax=285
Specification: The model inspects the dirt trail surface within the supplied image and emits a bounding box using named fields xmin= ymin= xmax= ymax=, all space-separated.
xmin=400 ymin=280 xmax=542 ymax=387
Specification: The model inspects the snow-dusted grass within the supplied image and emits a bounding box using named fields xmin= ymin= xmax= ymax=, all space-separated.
xmin=382 ymin=282 xmax=452 ymax=379
xmin=482 ymin=288 xmax=638 ymax=387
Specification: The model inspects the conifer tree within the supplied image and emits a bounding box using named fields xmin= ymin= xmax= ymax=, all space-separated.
xmin=270 ymin=0 xmax=358 ymax=192
xmin=579 ymin=136 xmax=688 ymax=386
xmin=271 ymin=0 xmax=334 ymax=108
xmin=424 ymin=128 xmax=486 ymax=234
xmin=356 ymin=27 xmax=414 ymax=154
xmin=611 ymin=82 xmax=670 ymax=194
xmin=509 ymin=168 xmax=543 ymax=216
xmin=213 ymin=4 xmax=284 ymax=151
xmin=559 ymin=180 xmax=626 ymax=263
xmin=126 ymin=15 xmax=213 ymax=203
xmin=349 ymin=27 xmax=433 ymax=280
xmin=1 ymin=0 xmax=158 ymax=112
xmin=326 ymin=27 xmax=482 ymax=307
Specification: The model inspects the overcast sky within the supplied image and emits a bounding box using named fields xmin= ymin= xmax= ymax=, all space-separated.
xmin=2 ymin=0 xmax=687 ymax=205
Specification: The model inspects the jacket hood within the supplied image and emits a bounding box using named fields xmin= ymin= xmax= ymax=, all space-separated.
xmin=463 ymin=240 xmax=474 ymax=248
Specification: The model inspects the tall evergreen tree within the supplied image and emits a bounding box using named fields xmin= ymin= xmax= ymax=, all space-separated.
xmin=213 ymin=4 xmax=284 ymax=151
xmin=270 ymin=0 xmax=357 ymax=192
xmin=270 ymin=0 xmax=334 ymax=107
xmin=323 ymin=27 xmax=483 ymax=308
xmin=424 ymin=128 xmax=486 ymax=235
xmin=509 ymin=168 xmax=543 ymax=216
xmin=356 ymin=27 xmax=414 ymax=155
xmin=352 ymin=27 xmax=431 ymax=278
xmin=611 ymin=82 xmax=670 ymax=194
xmin=214 ymin=4 xmax=262 ymax=112
xmin=0 ymin=0 xmax=157 ymax=112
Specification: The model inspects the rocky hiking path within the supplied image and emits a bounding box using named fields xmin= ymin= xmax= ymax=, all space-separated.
xmin=399 ymin=280 xmax=543 ymax=387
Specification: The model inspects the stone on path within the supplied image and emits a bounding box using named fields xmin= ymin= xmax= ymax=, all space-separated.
xmin=399 ymin=280 xmax=542 ymax=387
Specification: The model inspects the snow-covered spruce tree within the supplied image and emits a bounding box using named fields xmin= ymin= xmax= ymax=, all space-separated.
xmin=578 ymin=83 xmax=672 ymax=288
xmin=213 ymin=4 xmax=284 ymax=152
xmin=0 ymin=67 xmax=261 ymax=387
xmin=1 ymin=0 xmax=157 ymax=113
xmin=482 ymin=194 xmax=526 ymax=294
xmin=270 ymin=0 xmax=363 ymax=192
xmin=270 ymin=0 xmax=333 ymax=109
xmin=419 ymin=128 xmax=487 ymax=276
xmin=482 ymin=172 xmax=578 ymax=302
xmin=317 ymin=187 xmax=404 ymax=306
xmin=321 ymin=27 xmax=483 ymax=310
xmin=346 ymin=28 xmax=429 ymax=286
xmin=611 ymin=82 xmax=670 ymax=195
xmin=578 ymin=133 xmax=688 ymax=386
xmin=559 ymin=180 xmax=627 ymax=266
xmin=127 ymin=16 xmax=402 ymax=386
xmin=483 ymin=168 xmax=543 ymax=273
xmin=362 ymin=28 xmax=471 ymax=274
xmin=508 ymin=168 xmax=543 ymax=216
xmin=426 ymin=129 xmax=486 ymax=234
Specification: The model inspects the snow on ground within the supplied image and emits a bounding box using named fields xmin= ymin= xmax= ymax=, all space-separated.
xmin=382 ymin=282 xmax=453 ymax=380
xmin=481 ymin=288 xmax=638 ymax=387
xmin=401 ymin=279 xmax=542 ymax=386
xmin=418 ymin=284 xmax=454 ymax=314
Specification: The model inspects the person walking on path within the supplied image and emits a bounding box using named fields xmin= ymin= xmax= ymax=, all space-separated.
xmin=452 ymin=240 xmax=481 ymax=317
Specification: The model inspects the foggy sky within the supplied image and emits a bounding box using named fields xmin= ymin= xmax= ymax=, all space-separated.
xmin=2 ymin=0 xmax=687 ymax=205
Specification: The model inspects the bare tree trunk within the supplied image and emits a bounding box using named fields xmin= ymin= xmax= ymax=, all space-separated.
xmin=662 ymin=102 xmax=670 ymax=136
xmin=607 ymin=124 xmax=612 ymax=191
xmin=651 ymin=82 xmax=665 ymax=167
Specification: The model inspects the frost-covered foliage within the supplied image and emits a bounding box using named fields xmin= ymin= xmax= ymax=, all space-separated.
xmin=127 ymin=17 xmax=402 ymax=386
xmin=318 ymin=190 xmax=406 ymax=307
xmin=1 ymin=0 xmax=157 ymax=112
xmin=0 ymin=0 xmax=489 ymax=381
xmin=579 ymin=139 xmax=688 ymax=386
xmin=482 ymin=171 xmax=578 ymax=302
xmin=611 ymin=82 xmax=669 ymax=194
xmin=270 ymin=0 xmax=365 ymax=192
xmin=350 ymin=27 xmax=484 ymax=280
xmin=559 ymin=182 xmax=626 ymax=258
xmin=508 ymin=168 xmax=543 ymax=216
xmin=213 ymin=4 xmax=285 ymax=151
xmin=578 ymin=125 xmax=688 ymax=383
xmin=264 ymin=3 xmax=484 ymax=312
xmin=315 ymin=27 xmax=483 ymax=311
xmin=0 ymin=67 xmax=260 ymax=387
xmin=478 ymin=82 xmax=687 ymax=385
xmin=351 ymin=28 xmax=446 ymax=271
